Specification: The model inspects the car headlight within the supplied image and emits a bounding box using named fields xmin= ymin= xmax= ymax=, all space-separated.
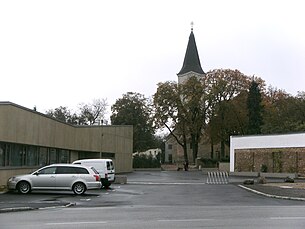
xmin=8 ymin=177 xmax=18 ymax=182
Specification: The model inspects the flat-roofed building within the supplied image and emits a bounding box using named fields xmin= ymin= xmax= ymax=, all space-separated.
xmin=0 ymin=102 xmax=133 ymax=187
xmin=230 ymin=133 xmax=305 ymax=176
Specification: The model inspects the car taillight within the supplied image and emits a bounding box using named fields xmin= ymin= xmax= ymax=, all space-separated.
xmin=93 ymin=174 xmax=100 ymax=181
xmin=105 ymin=173 xmax=108 ymax=179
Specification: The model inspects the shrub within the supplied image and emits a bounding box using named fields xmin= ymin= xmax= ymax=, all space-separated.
xmin=133 ymin=154 xmax=160 ymax=168
xmin=199 ymin=158 xmax=218 ymax=168
xmin=260 ymin=164 xmax=268 ymax=172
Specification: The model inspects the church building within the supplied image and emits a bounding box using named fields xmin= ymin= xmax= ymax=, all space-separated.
xmin=164 ymin=27 xmax=227 ymax=165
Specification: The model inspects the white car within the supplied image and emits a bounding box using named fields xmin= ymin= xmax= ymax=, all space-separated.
xmin=7 ymin=164 xmax=102 ymax=195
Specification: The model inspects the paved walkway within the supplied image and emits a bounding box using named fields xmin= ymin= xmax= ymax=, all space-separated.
xmin=239 ymin=181 xmax=305 ymax=201
xmin=227 ymin=175 xmax=305 ymax=200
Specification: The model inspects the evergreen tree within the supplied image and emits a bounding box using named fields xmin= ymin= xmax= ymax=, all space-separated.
xmin=247 ymin=80 xmax=264 ymax=134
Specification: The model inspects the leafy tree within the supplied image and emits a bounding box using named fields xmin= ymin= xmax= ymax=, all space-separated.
xmin=45 ymin=98 xmax=108 ymax=125
xmin=46 ymin=106 xmax=77 ymax=124
xmin=247 ymin=80 xmax=264 ymax=134
xmin=78 ymin=98 xmax=108 ymax=125
xmin=262 ymin=88 xmax=305 ymax=133
xmin=205 ymin=69 xmax=257 ymax=159
xmin=154 ymin=77 xmax=211 ymax=163
xmin=154 ymin=69 xmax=266 ymax=162
xmin=208 ymin=91 xmax=249 ymax=158
xmin=294 ymin=92 xmax=305 ymax=131
xmin=180 ymin=76 xmax=211 ymax=162
xmin=111 ymin=92 xmax=155 ymax=153
xmin=154 ymin=81 xmax=189 ymax=163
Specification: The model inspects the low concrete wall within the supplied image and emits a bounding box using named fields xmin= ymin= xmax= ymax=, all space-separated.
xmin=201 ymin=162 xmax=230 ymax=174
xmin=230 ymin=171 xmax=297 ymax=178
xmin=230 ymin=171 xmax=259 ymax=177
xmin=260 ymin=172 xmax=297 ymax=179
xmin=114 ymin=175 xmax=127 ymax=184
xmin=219 ymin=162 xmax=230 ymax=172
xmin=201 ymin=168 xmax=219 ymax=175
xmin=133 ymin=168 xmax=161 ymax=171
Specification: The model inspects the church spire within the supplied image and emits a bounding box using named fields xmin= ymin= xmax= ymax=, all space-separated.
xmin=177 ymin=24 xmax=204 ymax=76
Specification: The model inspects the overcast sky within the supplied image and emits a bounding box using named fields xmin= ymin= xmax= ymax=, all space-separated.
xmin=1 ymin=0 xmax=304 ymax=119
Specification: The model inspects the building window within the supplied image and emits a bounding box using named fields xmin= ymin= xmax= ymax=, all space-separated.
xmin=0 ymin=142 xmax=73 ymax=168
xmin=4 ymin=143 xmax=10 ymax=166
xmin=59 ymin=149 xmax=69 ymax=163
xmin=49 ymin=148 xmax=57 ymax=164
xmin=39 ymin=147 xmax=48 ymax=167
xmin=0 ymin=142 xmax=5 ymax=166
xmin=102 ymin=152 xmax=115 ymax=159
xmin=26 ymin=146 xmax=38 ymax=166
xmin=79 ymin=151 xmax=99 ymax=159
xmin=10 ymin=144 xmax=23 ymax=166
xmin=168 ymin=144 xmax=172 ymax=150
xmin=168 ymin=154 xmax=173 ymax=163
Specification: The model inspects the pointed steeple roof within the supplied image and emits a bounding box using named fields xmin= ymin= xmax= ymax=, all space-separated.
xmin=177 ymin=29 xmax=204 ymax=75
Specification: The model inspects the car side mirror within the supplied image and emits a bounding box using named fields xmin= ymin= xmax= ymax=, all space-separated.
xmin=33 ymin=172 xmax=39 ymax=176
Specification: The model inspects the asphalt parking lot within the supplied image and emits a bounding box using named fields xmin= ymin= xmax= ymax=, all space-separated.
xmin=1 ymin=170 xmax=305 ymax=213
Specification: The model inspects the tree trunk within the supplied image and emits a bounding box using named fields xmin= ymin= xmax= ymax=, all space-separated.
xmin=183 ymin=132 xmax=188 ymax=163
xmin=190 ymin=133 xmax=201 ymax=164
xmin=210 ymin=139 xmax=214 ymax=159
xmin=221 ymin=140 xmax=225 ymax=160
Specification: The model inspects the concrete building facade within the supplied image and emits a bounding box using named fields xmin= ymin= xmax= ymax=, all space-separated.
xmin=0 ymin=102 xmax=133 ymax=186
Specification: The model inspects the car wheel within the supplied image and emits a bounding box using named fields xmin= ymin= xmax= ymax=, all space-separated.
xmin=72 ymin=182 xmax=86 ymax=195
xmin=17 ymin=181 xmax=31 ymax=194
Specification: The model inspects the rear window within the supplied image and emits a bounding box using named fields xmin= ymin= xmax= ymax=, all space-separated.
xmin=75 ymin=167 xmax=89 ymax=174
xmin=90 ymin=167 xmax=99 ymax=174
xmin=107 ymin=161 xmax=114 ymax=170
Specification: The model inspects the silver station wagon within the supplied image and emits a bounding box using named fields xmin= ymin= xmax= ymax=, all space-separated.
xmin=7 ymin=164 xmax=102 ymax=195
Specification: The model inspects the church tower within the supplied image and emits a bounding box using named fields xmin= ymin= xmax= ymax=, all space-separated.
xmin=177 ymin=24 xmax=205 ymax=84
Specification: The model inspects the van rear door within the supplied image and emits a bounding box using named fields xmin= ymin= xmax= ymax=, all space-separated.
xmin=106 ymin=161 xmax=115 ymax=182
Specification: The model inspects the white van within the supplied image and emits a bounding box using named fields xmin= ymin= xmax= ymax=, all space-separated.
xmin=72 ymin=159 xmax=115 ymax=188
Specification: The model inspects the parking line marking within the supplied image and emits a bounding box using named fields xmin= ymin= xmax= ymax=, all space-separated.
xmin=158 ymin=219 xmax=214 ymax=222
xmin=128 ymin=182 xmax=206 ymax=185
xmin=45 ymin=221 xmax=107 ymax=225
xmin=270 ymin=217 xmax=305 ymax=220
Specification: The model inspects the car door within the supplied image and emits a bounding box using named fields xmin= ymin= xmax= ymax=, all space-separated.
xmin=31 ymin=166 xmax=57 ymax=189
xmin=106 ymin=161 xmax=115 ymax=181
xmin=55 ymin=166 xmax=77 ymax=190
